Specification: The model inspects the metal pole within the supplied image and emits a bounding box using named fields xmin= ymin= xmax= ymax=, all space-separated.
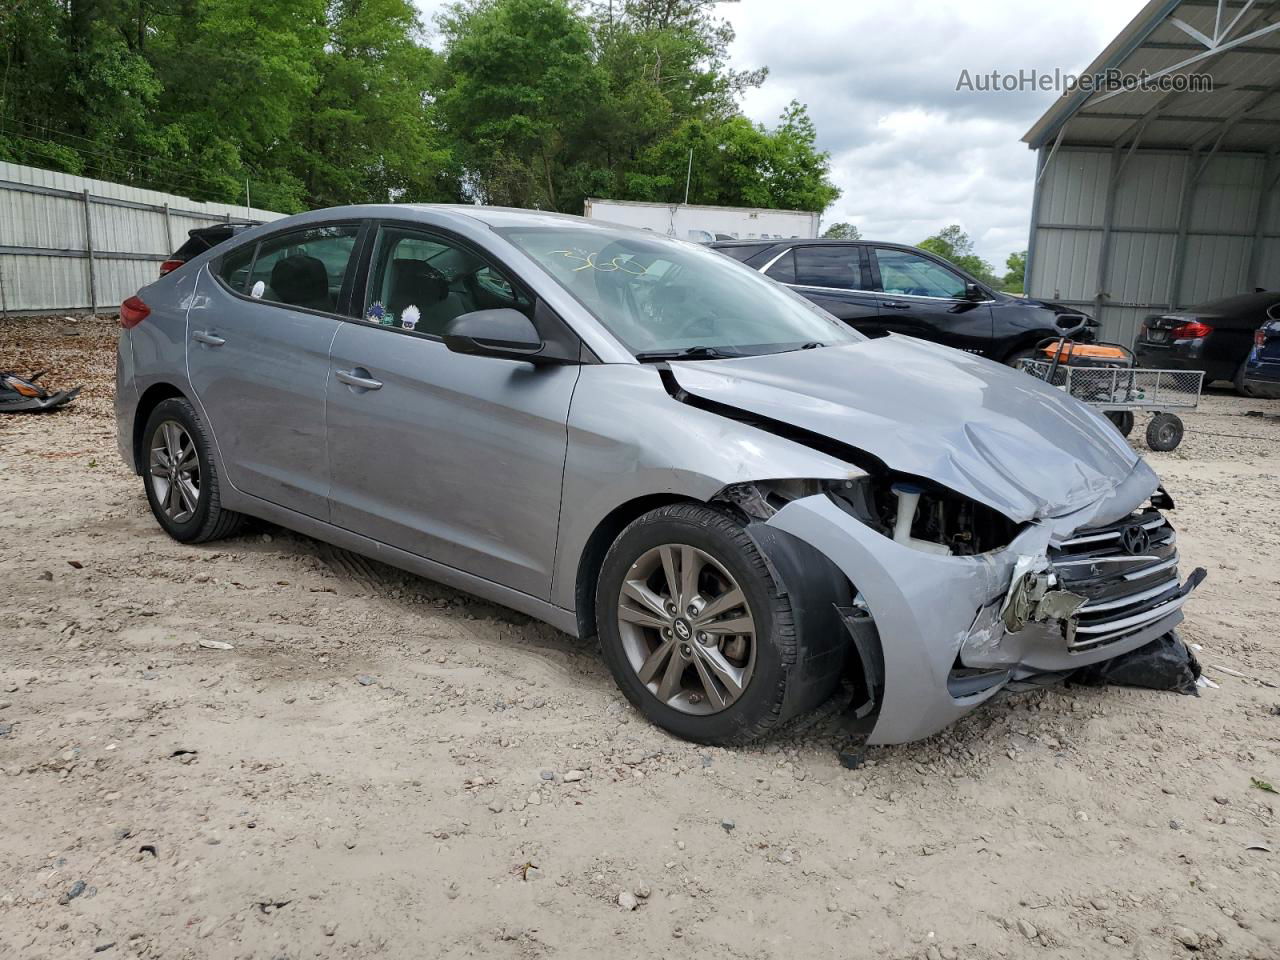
xmin=1093 ymin=145 xmax=1124 ymax=333
xmin=245 ymin=178 xmax=251 ymax=218
xmin=1025 ymin=146 xmax=1047 ymax=297
xmin=1168 ymin=151 xmax=1201 ymax=311
xmin=162 ymin=202 xmax=174 ymax=255
xmin=0 ymin=257 xmax=9 ymax=320
xmin=683 ymin=148 xmax=693 ymax=205
xmin=82 ymin=189 xmax=98 ymax=315
xmin=1247 ymin=151 xmax=1278 ymax=291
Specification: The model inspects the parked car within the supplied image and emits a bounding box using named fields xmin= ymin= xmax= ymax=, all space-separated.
xmin=159 ymin=222 xmax=256 ymax=277
xmin=1134 ymin=290 xmax=1280 ymax=395
xmin=1243 ymin=306 xmax=1280 ymax=398
xmin=710 ymin=238 xmax=1094 ymax=365
xmin=116 ymin=205 xmax=1202 ymax=746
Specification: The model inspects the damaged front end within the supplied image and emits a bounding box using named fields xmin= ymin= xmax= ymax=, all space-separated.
xmin=718 ymin=473 xmax=1206 ymax=746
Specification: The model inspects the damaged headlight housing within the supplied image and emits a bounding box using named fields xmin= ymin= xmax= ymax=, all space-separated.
xmin=827 ymin=475 xmax=1023 ymax=557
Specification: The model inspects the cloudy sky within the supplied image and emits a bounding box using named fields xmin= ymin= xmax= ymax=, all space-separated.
xmin=414 ymin=0 xmax=1149 ymax=269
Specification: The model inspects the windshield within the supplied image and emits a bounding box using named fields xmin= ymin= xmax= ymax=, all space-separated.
xmin=496 ymin=223 xmax=860 ymax=357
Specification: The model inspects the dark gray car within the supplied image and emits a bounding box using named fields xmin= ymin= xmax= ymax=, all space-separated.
xmin=115 ymin=205 xmax=1202 ymax=746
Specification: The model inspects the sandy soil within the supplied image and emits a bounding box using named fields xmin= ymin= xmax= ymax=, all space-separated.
xmin=2 ymin=314 xmax=1279 ymax=960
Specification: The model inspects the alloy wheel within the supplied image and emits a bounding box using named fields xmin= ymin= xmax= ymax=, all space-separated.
xmin=149 ymin=420 xmax=201 ymax=523
xmin=615 ymin=543 xmax=756 ymax=715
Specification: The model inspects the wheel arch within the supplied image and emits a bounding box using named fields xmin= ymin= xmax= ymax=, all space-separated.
xmin=132 ymin=382 xmax=190 ymax=474
xmin=573 ymin=493 xmax=702 ymax=639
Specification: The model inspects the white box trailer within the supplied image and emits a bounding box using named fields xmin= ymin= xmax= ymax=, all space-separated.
xmin=583 ymin=198 xmax=819 ymax=244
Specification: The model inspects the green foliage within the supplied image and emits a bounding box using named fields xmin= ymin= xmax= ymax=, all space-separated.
xmin=822 ymin=222 xmax=861 ymax=240
xmin=919 ymin=224 xmax=999 ymax=288
xmin=1002 ymin=250 xmax=1027 ymax=294
xmin=1 ymin=0 xmax=837 ymax=218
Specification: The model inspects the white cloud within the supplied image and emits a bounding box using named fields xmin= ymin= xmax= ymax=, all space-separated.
xmin=414 ymin=0 xmax=1147 ymax=268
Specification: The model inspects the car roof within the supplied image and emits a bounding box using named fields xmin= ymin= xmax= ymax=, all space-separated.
xmin=1184 ymin=290 xmax=1280 ymax=317
xmin=708 ymin=238 xmax=925 ymax=252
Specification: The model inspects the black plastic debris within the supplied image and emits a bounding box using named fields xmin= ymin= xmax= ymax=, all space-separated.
xmin=1072 ymin=631 xmax=1201 ymax=696
xmin=0 ymin=371 xmax=82 ymax=413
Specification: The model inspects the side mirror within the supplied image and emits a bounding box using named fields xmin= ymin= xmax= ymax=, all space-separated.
xmin=964 ymin=282 xmax=985 ymax=301
xmin=443 ymin=308 xmax=545 ymax=362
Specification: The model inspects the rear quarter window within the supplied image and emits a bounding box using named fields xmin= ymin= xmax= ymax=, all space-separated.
xmin=216 ymin=243 xmax=256 ymax=293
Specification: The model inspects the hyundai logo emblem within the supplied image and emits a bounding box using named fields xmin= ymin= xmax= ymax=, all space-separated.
xmin=1121 ymin=524 xmax=1150 ymax=555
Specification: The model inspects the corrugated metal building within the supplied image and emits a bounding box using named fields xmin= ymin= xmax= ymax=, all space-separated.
xmin=0 ymin=162 xmax=281 ymax=316
xmin=1023 ymin=0 xmax=1280 ymax=348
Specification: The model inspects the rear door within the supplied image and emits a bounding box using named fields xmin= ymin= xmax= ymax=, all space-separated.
xmin=769 ymin=245 xmax=882 ymax=331
xmin=869 ymin=247 xmax=993 ymax=353
xmin=187 ymin=221 xmax=363 ymax=520
xmin=324 ymin=221 xmax=581 ymax=599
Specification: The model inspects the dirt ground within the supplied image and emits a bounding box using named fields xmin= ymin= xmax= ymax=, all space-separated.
xmin=2 ymin=314 xmax=1279 ymax=960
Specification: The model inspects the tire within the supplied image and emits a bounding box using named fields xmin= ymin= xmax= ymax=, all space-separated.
xmin=1234 ymin=360 xmax=1258 ymax=398
xmin=1005 ymin=347 xmax=1039 ymax=370
xmin=141 ymin=397 xmax=246 ymax=543
xmin=1105 ymin=411 xmax=1135 ymax=437
xmin=595 ymin=503 xmax=841 ymax=746
xmin=1146 ymin=412 xmax=1184 ymax=452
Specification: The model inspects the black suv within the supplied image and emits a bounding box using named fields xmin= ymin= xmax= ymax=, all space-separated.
xmin=160 ymin=222 xmax=256 ymax=277
xmin=711 ymin=239 xmax=1093 ymax=365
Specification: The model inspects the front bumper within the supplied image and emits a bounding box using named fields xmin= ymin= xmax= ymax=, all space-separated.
xmin=767 ymin=493 xmax=1203 ymax=745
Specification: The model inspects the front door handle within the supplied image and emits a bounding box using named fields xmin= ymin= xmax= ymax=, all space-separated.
xmin=881 ymin=301 xmax=912 ymax=310
xmin=192 ymin=331 xmax=226 ymax=346
xmin=335 ymin=368 xmax=383 ymax=391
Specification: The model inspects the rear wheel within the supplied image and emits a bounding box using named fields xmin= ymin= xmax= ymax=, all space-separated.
xmin=1146 ymin=413 xmax=1184 ymax=452
xmin=1234 ymin=360 xmax=1257 ymax=397
xmin=595 ymin=503 xmax=839 ymax=745
xmin=1105 ymin=411 xmax=1135 ymax=437
xmin=1005 ymin=347 xmax=1038 ymax=370
xmin=142 ymin=398 xmax=245 ymax=543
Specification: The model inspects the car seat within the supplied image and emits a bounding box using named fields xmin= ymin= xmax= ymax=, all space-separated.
xmin=387 ymin=259 xmax=467 ymax=335
xmin=270 ymin=254 xmax=332 ymax=312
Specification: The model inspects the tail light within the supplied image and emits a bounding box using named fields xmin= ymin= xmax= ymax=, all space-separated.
xmin=1171 ymin=320 xmax=1212 ymax=339
xmin=159 ymin=259 xmax=184 ymax=276
xmin=1259 ymin=329 xmax=1268 ymax=348
xmin=120 ymin=295 xmax=150 ymax=329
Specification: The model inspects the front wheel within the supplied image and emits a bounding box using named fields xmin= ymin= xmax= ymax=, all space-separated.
xmin=595 ymin=503 xmax=840 ymax=745
xmin=142 ymin=397 xmax=245 ymax=543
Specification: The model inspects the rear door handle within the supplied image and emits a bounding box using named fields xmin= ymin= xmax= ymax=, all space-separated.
xmin=335 ymin=368 xmax=383 ymax=391
xmin=881 ymin=301 xmax=912 ymax=310
xmin=192 ymin=331 xmax=226 ymax=346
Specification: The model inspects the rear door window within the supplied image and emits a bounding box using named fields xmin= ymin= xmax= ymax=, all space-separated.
xmin=242 ymin=224 xmax=361 ymax=314
xmin=794 ymin=246 xmax=871 ymax=290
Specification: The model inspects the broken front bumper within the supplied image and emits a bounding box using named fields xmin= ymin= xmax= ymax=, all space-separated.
xmin=766 ymin=495 xmax=1204 ymax=745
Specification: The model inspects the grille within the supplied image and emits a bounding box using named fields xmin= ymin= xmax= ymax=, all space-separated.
xmin=1049 ymin=508 xmax=1196 ymax=652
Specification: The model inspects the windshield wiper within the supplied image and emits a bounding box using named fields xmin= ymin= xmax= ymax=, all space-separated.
xmin=633 ymin=345 xmax=738 ymax=363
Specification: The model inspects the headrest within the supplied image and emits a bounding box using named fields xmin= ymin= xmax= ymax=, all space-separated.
xmin=389 ymin=259 xmax=449 ymax=307
xmin=270 ymin=254 xmax=328 ymax=307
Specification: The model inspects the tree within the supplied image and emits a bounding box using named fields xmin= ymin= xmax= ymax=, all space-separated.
xmin=919 ymin=225 xmax=998 ymax=287
xmin=1002 ymin=250 xmax=1027 ymax=294
xmin=823 ymin=222 xmax=861 ymax=240
xmin=437 ymin=0 xmax=604 ymax=209
xmin=626 ymin=103 xmax=838 ymax=212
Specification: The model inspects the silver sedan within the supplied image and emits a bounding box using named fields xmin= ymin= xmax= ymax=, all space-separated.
xmin=115 ymin=205 xmax=1202 ymax=745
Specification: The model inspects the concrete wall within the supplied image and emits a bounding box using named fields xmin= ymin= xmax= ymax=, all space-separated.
xmin=1027 ymin=146 xmax=1280 ymax=347
xmin=0 ymin=162 xmax=282 ymax=316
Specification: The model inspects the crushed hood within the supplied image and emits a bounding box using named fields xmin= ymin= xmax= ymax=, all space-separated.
xmin=669 ymin=336 xmax=1157 ymax=524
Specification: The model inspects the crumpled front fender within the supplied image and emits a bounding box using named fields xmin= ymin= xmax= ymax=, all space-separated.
xmin=766 ymin=494 xmax=1053 ymax=745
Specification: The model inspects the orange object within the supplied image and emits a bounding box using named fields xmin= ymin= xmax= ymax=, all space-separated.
xmin=1038 ymin=342 xmax=1129 ymax=362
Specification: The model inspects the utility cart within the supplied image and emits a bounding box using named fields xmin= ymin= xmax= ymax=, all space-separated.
xmin=1019 ymin=340 xmax=1204 ymax=451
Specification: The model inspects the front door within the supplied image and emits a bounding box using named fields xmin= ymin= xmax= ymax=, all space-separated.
xmin=186 ymin=221 xmax=362 ymax=519
xmin=869 ymin=246 xmax=993 ymax=354
xmin=324 ymin=223 xmax=581 ymax=599
xmin=767 ymin=245 xmax=882 ymax=333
